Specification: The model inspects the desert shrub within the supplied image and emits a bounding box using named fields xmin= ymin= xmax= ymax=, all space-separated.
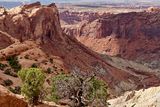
xmin=148 ymin=60 xmax=160 ymax=69
xmin=14 ymin=86 xmax=21 ymax=94
xmin=0 ymin=63 xmax=7 ymax=70
xmin=7 ymin=56 xmax=21 ymax=72
xmin=4 ymin=69 xmax=11 ymax=75
xmin=9 ymin=86 xmax=21 ymax=94
xmin=49 ymin=58 xmax=53 ymax=64
xmin=84 ymin=77 xmax=108 ymax=106
xmin=31 ymin=63 xmax=37 ymax=68
xmin=24 ymin=55 xmax=29 ymax=59
xmin=8 ymin=87 xmax=15 ymax=93
xmin=3 ymin=79 xmax=13 ymax=86
xmin=51 ymin=74 xmax=108 ymax=107
xmin=51 ymin=74 xmax=74 ymax=102
xmin=18 ymin=68 xmax=45 ymax=105
xmin=46 ymin=68 xmax=52 ymax=74
xmin=4 ymin=69 xmax=18 ymax=77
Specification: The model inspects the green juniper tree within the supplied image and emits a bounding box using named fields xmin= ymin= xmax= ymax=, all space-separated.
xmin=51 ymin=73 xmax=108 ymax=107
xmin=18 ymin=68 xmax=45 ymax=105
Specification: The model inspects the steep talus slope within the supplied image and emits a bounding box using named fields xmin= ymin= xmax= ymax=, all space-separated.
xmin=0 ymin=2 xmax=160 ymax=97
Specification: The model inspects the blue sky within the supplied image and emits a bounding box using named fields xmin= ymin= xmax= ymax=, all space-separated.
xmin=1 ymin=0 xmax=160 ymax=3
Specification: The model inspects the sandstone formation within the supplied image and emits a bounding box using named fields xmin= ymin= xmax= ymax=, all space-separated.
xmin=0 ymin=2 xmax=160 ymax=100
xmin=109 ymin=86 xmax=160 ymax=107
xmin=60 ymin=11 xmax=111 ymax=37
xmin=147 ymin=7 xmax=160 ymax=13
xmin=60 ymin=10 xmax=110 ymax=25
xmin=0 ymin=85 xmax=28 ymax=107
xmin=62 ymin=10 xmax=160 ymax=62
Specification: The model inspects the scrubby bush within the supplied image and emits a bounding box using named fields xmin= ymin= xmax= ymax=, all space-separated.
xmin=4 ymin=69 xmax=11 ymax=75
xmin=148 ymin=60 xmax=160 ymax=69
xmin=18 ymin=68 xmax=45 ymax=105
xmin=9 ymin=86 xmax=21 ymax=94
xmin=8 ymin=87 xmax=15 ymax=93
xmin=7 ymin=56 xmax=21 ymax=72
xmin=4 ymin=69 xmax=18 ymax=77
xmin=14 ymin=86 xmax=21 ymax=94
xmin=24 ymin=55 xmax=29 ymax=59
xmin=31 ymin=63 xmax=37 ymax=68
xmin=3 ymin=79 xmax=13 ymax=86
xmin=51 ymin=73 xmax=108 ymax=107
xmin=46 ymin=68 xmax=52 ymax=74
xmin=49 ymin=58 xmax=53 ymax=64
xmin=84 ymin=77 xmax=108 ymax=106
xmin=0 ymin=63 xmax=7 ymax=70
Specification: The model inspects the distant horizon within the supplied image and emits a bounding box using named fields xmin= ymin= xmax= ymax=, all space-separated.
xmin=1 ymin=0 xmax=160 ymax=4
xmin=1 ymin=0 xmax=160 ymax=8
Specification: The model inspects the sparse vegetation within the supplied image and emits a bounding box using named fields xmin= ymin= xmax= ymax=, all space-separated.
xmin=3 ymin=79 xmax=13 ymax=86
xmin=9 ymin=86 xmax=21 ymax=94
xmin=4 ymin=69 xmax=18 ymax=77
xmin=51 ymin=73 xmax=108 ymax=107
xmin=24 ymin=54 xmax=29 ymax=59
xmin=7 ymin=56 xmax=21 ymax=72
xmin=0 ymin=63 xmax=7 ymax=70
xmin=31 ymin=63 xmax=37 ymax=68
xmin=49 ymin=58 xmax=53 ymax=64
xmin=46 ymin=68 xmax=52 ymax=74
xmin=18 ymin=68 xmax=45 ymax=105
xmin=4 ymin=68 xmax=11 ymax=75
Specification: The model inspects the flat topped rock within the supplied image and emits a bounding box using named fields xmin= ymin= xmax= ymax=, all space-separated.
xmin=0 ymin=7 xmax=6 ymax=15
xmin=47 ymin=3 xmax=56 ymax=7
xmin=147 ymin=7 xmax=160 ymax=13
xmin=23 ymin=2 xmax=41 ymax=9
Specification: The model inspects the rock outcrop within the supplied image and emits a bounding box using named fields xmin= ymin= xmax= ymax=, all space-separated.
xmin=0 ymin=85 xmax=28 ymax=107
xmin=109 ymin=86 xmax=160 ymax=107
xmin=147 ymin=7 xmax=160 ymax=13
xmin=60 ymin=11 xmax=110 ymax=25
xmin=60 ymin=11 xmax=111 ymax=36
xmin=62 ymin=10 xmax=160 ymax=61
xmin=0 ymin=85 xmax=67 ymax=107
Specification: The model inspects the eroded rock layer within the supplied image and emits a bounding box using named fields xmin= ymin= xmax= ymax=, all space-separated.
xmin=62 ymin=10 xmax=160 ymax=61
